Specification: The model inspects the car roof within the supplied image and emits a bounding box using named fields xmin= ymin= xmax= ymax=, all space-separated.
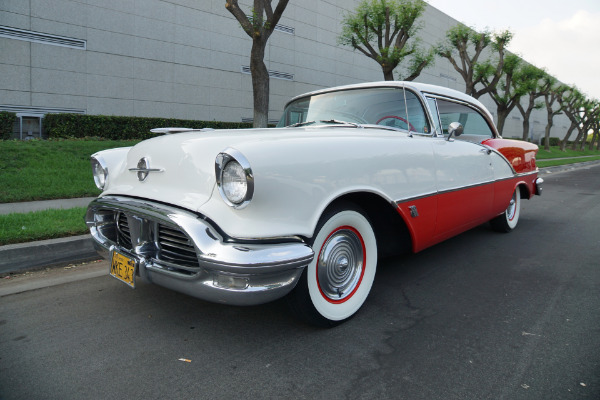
xmin=285 ymin=81 xmax=493 ymax=124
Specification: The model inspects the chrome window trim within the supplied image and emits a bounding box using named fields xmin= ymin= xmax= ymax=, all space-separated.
xmin=424 ymin=96 xmax=443 ymax=137
xmin=215 ymin=147 xmax=255 ymax=209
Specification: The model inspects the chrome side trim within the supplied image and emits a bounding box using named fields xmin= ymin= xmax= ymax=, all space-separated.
xmin=149 ymin=127 xmax=215 ymax=134
xmin=394 ymin=171 xmax=539 ymax=205
xmin=394 ymin=191 xmax=438 ymax=205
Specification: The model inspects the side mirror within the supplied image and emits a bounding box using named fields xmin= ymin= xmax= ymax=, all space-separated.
xmin=447 ymin=122 xmax=463 ymax=141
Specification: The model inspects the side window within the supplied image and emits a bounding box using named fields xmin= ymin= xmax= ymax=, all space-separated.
xmin=436 ymin=98 xmax=494 ymax=141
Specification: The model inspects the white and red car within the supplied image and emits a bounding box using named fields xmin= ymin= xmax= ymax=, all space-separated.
xmin=86 ymin=81 xmax=542 ymax=326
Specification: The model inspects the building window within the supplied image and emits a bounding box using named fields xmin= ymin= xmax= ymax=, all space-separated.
xmin=241 ymin=66 xmax=294 ymax=81
xmin=0 ymin=26 xmax=86 ymax=49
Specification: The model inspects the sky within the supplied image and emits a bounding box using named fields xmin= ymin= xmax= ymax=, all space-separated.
xmin=425 ymin=0 xmax=600 ymax=99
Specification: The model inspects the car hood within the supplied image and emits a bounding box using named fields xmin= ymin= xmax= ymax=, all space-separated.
xmin=100 ymin=126 xmax=389 ymax=212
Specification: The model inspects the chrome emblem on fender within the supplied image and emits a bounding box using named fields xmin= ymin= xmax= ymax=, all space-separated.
xmin=128 ymin=157 xmax=163 ymax=182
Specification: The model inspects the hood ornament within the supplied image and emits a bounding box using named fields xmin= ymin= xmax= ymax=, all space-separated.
xmin=129 ymin=158 xmax=163 ymax=182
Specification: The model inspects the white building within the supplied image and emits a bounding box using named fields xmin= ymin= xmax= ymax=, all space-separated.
xmin=0 ymin=0 xmax=570 ymax=140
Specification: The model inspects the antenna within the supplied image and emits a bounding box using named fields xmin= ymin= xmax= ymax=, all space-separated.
xmin=402 ymin=82 xmax=412 ymax=138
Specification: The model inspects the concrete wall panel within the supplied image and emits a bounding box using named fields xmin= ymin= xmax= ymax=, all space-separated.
xmin=0 ymin=0 xmax=573 ymax=139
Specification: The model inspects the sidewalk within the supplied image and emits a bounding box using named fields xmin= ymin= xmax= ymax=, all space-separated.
xmin=0 ymin=197 xmax=96 ymax=215
xmin=1 ymin=160 xmax=600 ymax=275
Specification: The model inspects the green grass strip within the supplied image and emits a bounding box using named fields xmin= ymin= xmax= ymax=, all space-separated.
xmin=537 ymin=156 xmax=600 ymax=168
xmin=0 ymin=139 xmax=138 ymax=203
xmin=536 ymin=147 xmax=600 ymax=159
xmin=0 ymin=207 xmax=88 ymax=246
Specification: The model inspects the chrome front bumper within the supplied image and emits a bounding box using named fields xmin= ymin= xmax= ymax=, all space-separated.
xmin=85 ymin=196 xmax=314 ymax=305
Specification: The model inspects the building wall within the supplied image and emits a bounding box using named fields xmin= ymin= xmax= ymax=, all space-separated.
xmin=0 ymin=0 xmax=570 ymax=140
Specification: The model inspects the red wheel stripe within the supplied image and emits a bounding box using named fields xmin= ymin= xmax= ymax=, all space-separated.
xmin=316 ymin=225 xmax=366 ymax=304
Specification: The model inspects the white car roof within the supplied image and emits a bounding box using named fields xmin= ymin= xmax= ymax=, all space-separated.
xmin=285 ymin=81 xmax=494 ymax=126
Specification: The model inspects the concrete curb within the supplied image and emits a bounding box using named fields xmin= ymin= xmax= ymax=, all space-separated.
xmin=0 ymin=234 xmax=100 ymax=274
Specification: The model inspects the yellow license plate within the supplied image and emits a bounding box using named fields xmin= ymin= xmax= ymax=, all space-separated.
xmin=110 ymin=250 xmax=136 ymax=288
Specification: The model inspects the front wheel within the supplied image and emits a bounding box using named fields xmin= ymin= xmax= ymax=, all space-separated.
xmin=490 ymin=187 xmax=521 ymax=232
xmin=287 ymin=205 xmax=377 ymax=327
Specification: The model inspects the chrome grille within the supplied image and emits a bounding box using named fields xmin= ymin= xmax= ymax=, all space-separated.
xmin=98 ymin=209 xmax=200 ymax=272
xmin=116 ymin=212 xmax=132 ymax=249
xmin=156 ymin=224 xmax=200 ymax=269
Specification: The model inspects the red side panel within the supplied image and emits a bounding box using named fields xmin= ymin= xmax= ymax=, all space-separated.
xmin=396 ymin=183 xmax=494 ymax=253
xmin=396 ymin=195 xmax=437 ymax=253
xmin=396 ymin=175 xmax=537 ymax=253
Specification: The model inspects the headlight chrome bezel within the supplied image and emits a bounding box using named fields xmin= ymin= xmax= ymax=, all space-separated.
xmin=91 ymin=156 xmax=108 ymax=190
xmin=215 ymin=148 xmax=254 ymax=209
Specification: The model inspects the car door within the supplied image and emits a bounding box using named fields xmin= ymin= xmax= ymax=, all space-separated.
xmin=427 ymin=97 xmax=496 ymax=240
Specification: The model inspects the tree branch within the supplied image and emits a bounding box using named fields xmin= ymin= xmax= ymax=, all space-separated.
xmin=225 ymin=0 xmax=254 ymax=37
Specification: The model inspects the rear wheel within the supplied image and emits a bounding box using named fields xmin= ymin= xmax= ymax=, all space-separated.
xmin=491 ymin=187 xmax=521 ymax=232
xmin=287 ymin=205 xmax=377 ymax=327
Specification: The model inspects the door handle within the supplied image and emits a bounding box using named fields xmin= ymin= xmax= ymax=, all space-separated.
xmin=480 ymin=148 xmax=492 ymax=155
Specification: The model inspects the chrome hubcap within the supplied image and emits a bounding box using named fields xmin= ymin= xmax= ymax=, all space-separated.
xmin=507 ymin=192 xmax=517 ymax=220
xmin=317 ymin=228 xmax=364 ymax=301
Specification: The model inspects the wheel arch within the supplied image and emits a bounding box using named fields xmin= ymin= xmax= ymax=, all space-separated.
xmin=314 ymin=192 xmax=412 ymax=258
xmin=516 ymin=180 xmax=531 ymax=199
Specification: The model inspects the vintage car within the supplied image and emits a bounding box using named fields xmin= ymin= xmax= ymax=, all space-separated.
xmin=85 ymin=81 xmax=542 ymax=327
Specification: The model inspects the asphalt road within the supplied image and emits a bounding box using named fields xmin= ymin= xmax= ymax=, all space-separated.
xmin=1 ymin=165 xmax=599 ymax=400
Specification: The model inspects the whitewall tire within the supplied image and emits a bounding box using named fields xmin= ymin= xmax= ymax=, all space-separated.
xmin=491 ymin=187 xmax=521 ymax=232
xmin=288 ymin=205 xmax=377 ymax=327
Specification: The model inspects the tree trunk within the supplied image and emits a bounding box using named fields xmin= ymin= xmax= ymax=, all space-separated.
xmin=579 ymin=129 xmax=590 ymax=151
xmin=589 ymin=129 xmax=598 ymax=150
xmin=571 ymin=128 xmax=583 ymax=150
xmin=559 ymin=123 xmax=576 ymax=151
xmin=521 ymin=118 xmax=530 ymax=141
xmin=466 ymin=82 xmax=476 ymax=98
xmin=544 ymin=118 xmax=553 ymax=151
xmin=496 ymin=108 xmax=509 ymax=136
xmin=250 ymin=40 xmax=269 ymax=128
xmin=382 ymin=67 xmax=395 ymax=81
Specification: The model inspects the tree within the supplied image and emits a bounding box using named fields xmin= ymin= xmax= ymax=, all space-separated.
xmin=572 ymin=99 xmax=598 ymax=151
xmin=483 ymin=54 xmax=523 ymax=136
xmin=225 ymin=0 xmax=289 ymax=128
xmin=437 ymin=24 xmax=512 ymax=99
xmin=540 ymin=75 xmax=568 ymax=151
xmin=558 ymin=88 xmax=584 ymax=151
xmin=514 ymin=64 xmax=546 ymax=141
xmin=338 ymin=0 xmax=434 ymax=81
xmin=588 ymin=104 xmax=600 ymax=150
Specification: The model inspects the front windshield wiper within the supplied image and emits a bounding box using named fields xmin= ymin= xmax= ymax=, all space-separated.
xmin=288 ymin=120 xmax=317 ymax=127
xmin=319 ymin=119 xmax=362 ymax=128
xmin=287 ymin=119 xmax=362 ymax=128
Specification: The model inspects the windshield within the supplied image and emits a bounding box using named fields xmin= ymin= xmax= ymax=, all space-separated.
xmin=277 ymin=87 xmax=431 ymax=134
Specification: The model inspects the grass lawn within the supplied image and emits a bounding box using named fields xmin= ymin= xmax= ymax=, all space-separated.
xmin=0 ymin=139 xmax=139 ymax=203
xmin=0 ymin=207 xmax=88 ymax=246
xmin=537 ymin=156 xmax=600 ymax=168
xmin=535 ymin=146 xmax=600 ymax=159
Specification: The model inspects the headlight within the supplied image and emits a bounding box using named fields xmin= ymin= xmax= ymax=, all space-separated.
xmin=91 ymin=156 xmax=108 ymax=190
xmin=215 ymin=148 xmax=254 ymax=209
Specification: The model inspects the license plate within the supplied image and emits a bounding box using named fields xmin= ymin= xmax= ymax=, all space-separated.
xmin=110 ymin=250 xmax=136 ymax=288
